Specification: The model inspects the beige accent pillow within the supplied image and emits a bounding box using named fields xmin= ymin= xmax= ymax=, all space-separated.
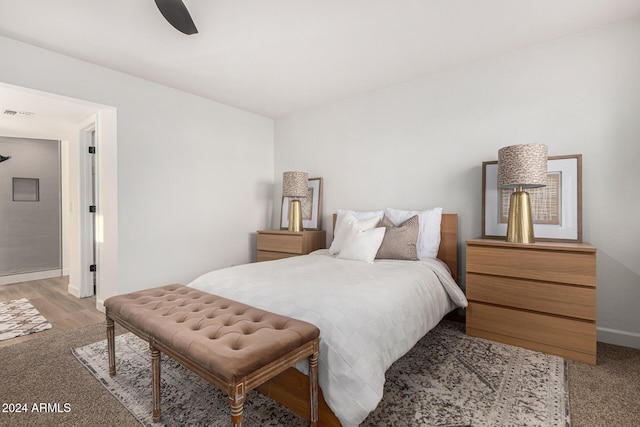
xmin=384 ymin=207 xmax=442 ymax=258
xmin=375 ymin=215 xmax=419 ymax=260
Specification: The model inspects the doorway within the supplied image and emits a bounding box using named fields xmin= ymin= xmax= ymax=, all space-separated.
xmin=0 ymin=136 xmax=62 ymax=280
xmin=78 ymin=125 xmax=98 ymax=296
xmin=0 ymin=83 xmax=118 ymax=309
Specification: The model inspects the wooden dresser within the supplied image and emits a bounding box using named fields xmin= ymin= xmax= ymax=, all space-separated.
xmin=256 ymin=230 xmax=326 ymax=262
xmin=465 ymin=238 xmax=597 ymax=364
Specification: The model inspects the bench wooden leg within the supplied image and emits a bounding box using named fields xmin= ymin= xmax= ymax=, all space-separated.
xmin=230 ymin=382 xmax=246 ymax=427
xmin=309 ymin=340 xmax=319 ymax=427
xmin=151 ymin=344 xmax=161 ymax=423
xmin=106 ymin=313 xmax=116 ymax=377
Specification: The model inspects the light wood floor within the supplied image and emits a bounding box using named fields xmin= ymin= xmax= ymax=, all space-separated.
xmin=0 ymin=276 xmax=104 ymax=348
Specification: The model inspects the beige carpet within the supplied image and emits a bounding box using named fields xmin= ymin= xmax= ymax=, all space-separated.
xmin=0 ymin=322 xmax=137 ymax=427
xmin=0 ymin=321 xmax=638 ymax=426
xmin=568 ymin=341 xmax=640 ymax=427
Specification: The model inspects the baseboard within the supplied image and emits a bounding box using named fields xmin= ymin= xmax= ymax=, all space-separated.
xmin=0 ymin=269 xmax=63 ymax=286
xmin=67 ymin=282 xmax=82 ymax=298
xmin=597 ymin=326 xmax=640 ymax=349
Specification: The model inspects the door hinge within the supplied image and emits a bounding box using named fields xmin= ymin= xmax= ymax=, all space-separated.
xmin=89 ymin=264 xmax=97 ymax=272
xmin=88 ymin=147 xmax=96 ymax=154
xmin=89 ymin=205 xmax=96 ymax=213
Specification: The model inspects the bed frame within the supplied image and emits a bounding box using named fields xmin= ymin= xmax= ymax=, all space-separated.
xmin=255 ymin=213 xmax=459 ymax=426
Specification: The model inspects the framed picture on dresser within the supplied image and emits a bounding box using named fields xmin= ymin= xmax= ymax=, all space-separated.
xmin=482 ymin=154 xmax=582 ymax=242
xmin=281 ymin=177 xmax=323 ymax=230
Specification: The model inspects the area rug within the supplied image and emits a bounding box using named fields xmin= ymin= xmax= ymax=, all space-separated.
xmin=72 ymin=321 xmax=570 ymax=426
xmin=0 ymin=298 xmax=52 ymax=341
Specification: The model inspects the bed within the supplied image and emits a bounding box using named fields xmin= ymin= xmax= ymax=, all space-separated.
xmin=188 ymin=210 xmax=467 ymax=427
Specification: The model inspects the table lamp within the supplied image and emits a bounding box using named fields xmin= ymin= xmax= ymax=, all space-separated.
xmin=498 ymin=144 xmax=548 ymax=243
xmin=282 ymin=171 xmax=308 ymax=232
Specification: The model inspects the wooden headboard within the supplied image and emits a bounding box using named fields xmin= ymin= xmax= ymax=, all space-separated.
xmin=438 ymin=214 xmax=458 ymax=281
xmin=331 ymin=213 xmax=458 ymax=281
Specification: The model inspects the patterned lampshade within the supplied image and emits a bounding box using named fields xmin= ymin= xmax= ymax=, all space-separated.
xmin=498 ymin=144 xmax=548 ymax=189
xmin=282 ymin=171 xmax=309 ymax=198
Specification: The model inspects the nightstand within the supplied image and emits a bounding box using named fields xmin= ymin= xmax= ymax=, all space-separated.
xmin=256 ymin=230 xmax=326 ymax=262
xmin=465 ymin=238 xmax=597 ymax=364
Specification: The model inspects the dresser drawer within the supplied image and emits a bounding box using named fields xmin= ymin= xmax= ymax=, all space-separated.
xmin=467 ymin=273 xmax=596 ymax=320
xmin=256 ymin=230 xmax=326 ymax=262
xmin=466 ymin=245 xmax=596 ymax=286
xmin=257 ymin=233 xmax=305 ymax=254
xmin=466 ymin=302 xmax=596 ymax=363
xmin=256 ymin=250 xmax=298 ymax=262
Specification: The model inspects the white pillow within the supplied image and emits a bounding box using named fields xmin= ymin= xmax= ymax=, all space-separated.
xmin=384 ymin=207 xmax=443 ymax=259
xmin=329 ymin=212 xmax=383 ymax=255
xmin=335 ymin=209 xmax=384 ymax=231
xmin=336 ymin=227 xmax=386 ymax=263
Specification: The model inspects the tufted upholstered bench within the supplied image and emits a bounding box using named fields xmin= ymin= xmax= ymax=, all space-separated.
xmin=104 ymin=283 xmax=320 ymax=426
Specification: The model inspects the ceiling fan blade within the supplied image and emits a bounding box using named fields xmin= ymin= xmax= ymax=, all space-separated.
xmin=154 ymin=0 xmax=198 ymax=35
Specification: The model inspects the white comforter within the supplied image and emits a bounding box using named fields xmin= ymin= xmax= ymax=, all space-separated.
xmin=188 ymin=250 xmax=467 ymax=427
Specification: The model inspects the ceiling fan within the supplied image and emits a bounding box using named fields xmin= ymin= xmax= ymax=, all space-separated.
xmin=154 ymin=0 xmax=198 ymax=35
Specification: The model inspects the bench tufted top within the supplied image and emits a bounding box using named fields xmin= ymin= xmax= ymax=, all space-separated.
xmin=104 ymin=283 xmax=320 ymax=381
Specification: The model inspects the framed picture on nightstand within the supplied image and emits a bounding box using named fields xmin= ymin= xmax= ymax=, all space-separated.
xmin=482 ymin=154 xmax=582 ymax=242
xmin=281 ymin=177 xmax=323 ymax=230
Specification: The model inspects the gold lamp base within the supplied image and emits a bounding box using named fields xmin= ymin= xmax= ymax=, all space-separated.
xmin=288 ymin=199 xmax=303 ymax=232
xmin=506 ymin=188 xmax=535 ymax=244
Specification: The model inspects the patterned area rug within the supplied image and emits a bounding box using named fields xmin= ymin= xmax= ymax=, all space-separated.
xmin=0 ymin=298 xmax=52 ymax=341
xmin=72 ymin=321 xmax=570 ymax=426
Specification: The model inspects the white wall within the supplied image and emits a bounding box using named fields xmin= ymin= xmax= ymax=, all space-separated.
xmin=0 ymin=36 xmax=275 ymax=304
xmin=275 ymin=18 xmax=640 ymax=347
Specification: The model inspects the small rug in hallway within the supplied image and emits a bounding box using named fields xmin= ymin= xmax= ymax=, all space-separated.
xmin=72 ymin=321 xmax=570 ymax=426
xmin=0 ymin=298 xmax=52 ymax=341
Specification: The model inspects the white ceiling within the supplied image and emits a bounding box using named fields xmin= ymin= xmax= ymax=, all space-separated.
xmin=1 ymin=0 xmax=640 ymax=120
